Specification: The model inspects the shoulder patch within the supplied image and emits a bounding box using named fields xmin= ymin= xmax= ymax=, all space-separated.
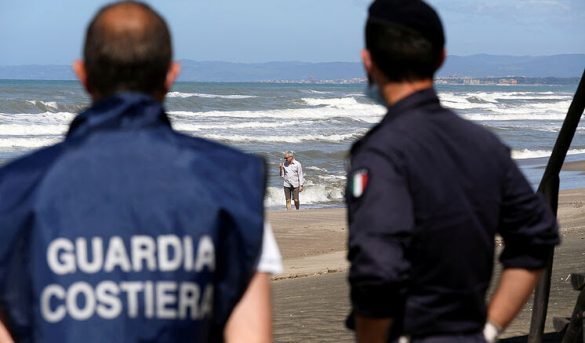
xmin=350 ymin=168 xmax=369 ymax=198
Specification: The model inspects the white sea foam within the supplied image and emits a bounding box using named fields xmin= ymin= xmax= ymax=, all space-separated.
xmin=26 ymin=100 xmax=59 ymax=109
xmin=528 ymin=125 xmax=585 ymax=133
xmin=0 ymin=112 xmax=76 ymax=124
xmin=301 ymin=97 xmax=381 ymax=112
xmin=303 ymin=90 xmax=332 ymax=94
xmin=444 ymin=102 xmax=497 ymax=110
xmin=203 ymin=132 xmax=363 ymax=143
xmin=466 ymin=91 xmax=571 ymax=102
xmin=512 ymin=148 xmax=585 ymax=160
xmin=440 ymin=94 xmax=499 ymax=110
xmin=317 ymin=174 xmax=346 ymax=182
xmin=171 ymin=120 xmax=302 ymax=132
xmin=439 ymin=92 xmax=573 ymax=111
xmin=463 ymin=113 xmax=567 ymax=121
xmin=167 ymin=92 xmax=256 ymax=99
xmin=440 ymin=91 xmax=572 ymax=103
xmin=0 ymin=137 xmax=60 ymax=149
xmin=264 ymin=183 xmax=344 ymax=207
xmin=169 ymin=105 xmax=385 ymax=123
xmin=493 ymin=101 xmax=571 ymax=115
xmin=529 ymin=125 xmax=562 ymax=133
xmin=0 ymin=124 xmax=67 ymax=136
xmin=306 ymin=166 xmax=328 ymax=172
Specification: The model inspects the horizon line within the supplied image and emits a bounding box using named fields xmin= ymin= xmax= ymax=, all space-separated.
xmin=0 ymin=53 xmax=584 ymax=67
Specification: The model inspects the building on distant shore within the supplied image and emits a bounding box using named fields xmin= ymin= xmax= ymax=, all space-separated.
xmin=498 ymin=78 xmax=519 ymax=85
xmin=463 ymin=78 xmax=480 ymax=85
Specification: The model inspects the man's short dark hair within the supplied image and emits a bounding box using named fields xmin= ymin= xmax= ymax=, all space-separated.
xmin=83 ymin=1 xmax=172 ymax=97
xmin=366 ymin=20 xmax=441 ymax=82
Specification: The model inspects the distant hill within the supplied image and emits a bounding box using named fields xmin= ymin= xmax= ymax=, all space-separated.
xmin=0 ymin=54 xmax=583 ymax=81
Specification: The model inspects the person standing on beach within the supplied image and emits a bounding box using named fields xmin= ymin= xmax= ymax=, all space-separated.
xmin=279 ymin=151 xmax=305 ymax=210
xmin=0 ymin=2 xmax=281 ymax=342
xmin=346 ymin=1 xmax=560 ymax=342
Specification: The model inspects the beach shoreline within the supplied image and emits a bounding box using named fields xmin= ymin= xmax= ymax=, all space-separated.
xmin=270 ymin=183 xmax=585 ymax=279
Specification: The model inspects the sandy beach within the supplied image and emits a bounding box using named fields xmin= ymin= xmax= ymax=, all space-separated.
xmin=270 ymin=159 xmax=585 ymax=342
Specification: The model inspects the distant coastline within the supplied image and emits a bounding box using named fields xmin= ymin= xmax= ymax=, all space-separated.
xmin=436 ymin=76 xmax=580 ymax=86
xmin=0 ymin=76 xmax=579 ymax=86
xmin=259 ymin=78 xmax=366 ymax=84
xmin=0 ymin=54 xmax=583 ymax=82
xmin=258 ymin=76 xmax=579 ymax=86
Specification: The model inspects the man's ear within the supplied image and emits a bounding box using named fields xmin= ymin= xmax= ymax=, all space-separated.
xmin=361 ymin=49 xmax=386 ymax=85
xmin=73 ymin=60 xmax=89 ymax=93
xmin=361 ymin=49 xmax=373 ymax=75
xmin=436 ymin=48 xmax=446 ymax=70
xmin=164 ymin=62 xmax=181 ymax=93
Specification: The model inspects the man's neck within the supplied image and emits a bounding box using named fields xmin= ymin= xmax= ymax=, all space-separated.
xmin=90 ymin=90 xmax=165 ymax=104
xmin=382 ymin=79 xmax=434 ymax=106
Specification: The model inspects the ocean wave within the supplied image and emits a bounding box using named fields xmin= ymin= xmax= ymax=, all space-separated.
xmin=302 ymin=150 xmax=349 ymax=160
xmin=203 ymin=132 xmax=363 ymax=143
xmin=0 ymin=124 xmax=67 ymax=136
xmin=301 ymin=97 xmax=379 ymax=111
xmin=466 ymin=96 xmax=497 ymax=104
xmin=264 ymin=183 xmax=344 ymax=208
xmin=0 ymin=111 xmax=76 ymax=124
xmin=440 ymin=91 xmax=572 ymax=103
xmin=439 ymin=92 xmax=572 ymax=111
xmin=171 ymin=120 xmax=302 ymax=132
xmin=302 ymin=89 xmax=332 ymax=94
xmin=317 ymin=174 xmax=346 ymax=181
xmin=494 ymin=100 xmax=572 ymax=114
xmin=440 ymin=96 xmax=499 ymax=110
xmin=167 ymin=92 xmax=257 ymax=99
xmin=469 ymin=91 xmax=571 ymax=102
xmin=27 ymin=100 xmax=59 ymax=110
xmin=306 ymin=166 xmax=328 ymax=172
xmin=512 ymin=148 xmax=585 ymax=160
xmin=19 ymin=100 xmax=87 ymax=114
xmin=169 ymin=106 xmax=385 ymax=123
xmin=463 ymin=113 xmax=567 ymax=121
xmin=0 ymin=137 xmax=60 ymax=149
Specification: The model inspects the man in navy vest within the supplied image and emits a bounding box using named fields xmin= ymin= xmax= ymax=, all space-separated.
xmin=346 ymin=0 xmax=560 ymax=342
xmin=0 ymin=2 xmax=280 ymax=342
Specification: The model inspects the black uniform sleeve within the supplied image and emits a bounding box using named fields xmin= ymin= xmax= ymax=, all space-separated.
xmin=498 ymin=156 xmax=560 ymax=269
xmin=347 ymin=148 xmax=414 ymax=318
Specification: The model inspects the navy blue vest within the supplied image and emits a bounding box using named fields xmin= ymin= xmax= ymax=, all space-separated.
xmin=0 ymin=93 xmax=265 ymax=342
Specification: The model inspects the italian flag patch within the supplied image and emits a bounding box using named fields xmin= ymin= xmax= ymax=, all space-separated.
xmin=351 ymin=169 xmax=369 ymax=198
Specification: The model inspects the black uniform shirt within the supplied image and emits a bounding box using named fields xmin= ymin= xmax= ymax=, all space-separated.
xmin=346 ymin=88 xmax=559 ymax=337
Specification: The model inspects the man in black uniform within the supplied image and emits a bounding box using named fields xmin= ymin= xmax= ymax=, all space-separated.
xmin=346 ymin=1 xmax=560 ymax=342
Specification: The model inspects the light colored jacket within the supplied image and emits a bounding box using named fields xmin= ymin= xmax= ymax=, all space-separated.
xmin=280 ymin=159 xmax=304 ymax=188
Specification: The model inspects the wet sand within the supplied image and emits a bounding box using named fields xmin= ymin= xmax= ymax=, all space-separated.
xmin=269 ymin=184 xmax=585 ymax=342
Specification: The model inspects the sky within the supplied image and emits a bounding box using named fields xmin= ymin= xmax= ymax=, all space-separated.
xmin=0 ymin=0 xmax=584 ymax=65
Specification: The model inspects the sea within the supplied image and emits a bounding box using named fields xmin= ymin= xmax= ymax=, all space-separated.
xmin=0 ymin=80 xmax=583 ymax=209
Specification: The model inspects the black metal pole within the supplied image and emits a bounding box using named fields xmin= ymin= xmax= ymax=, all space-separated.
xmin=528 ymin=176 xmax=559 ymax=343
xmin=528 ymin=69 xmax=585 ymax=343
